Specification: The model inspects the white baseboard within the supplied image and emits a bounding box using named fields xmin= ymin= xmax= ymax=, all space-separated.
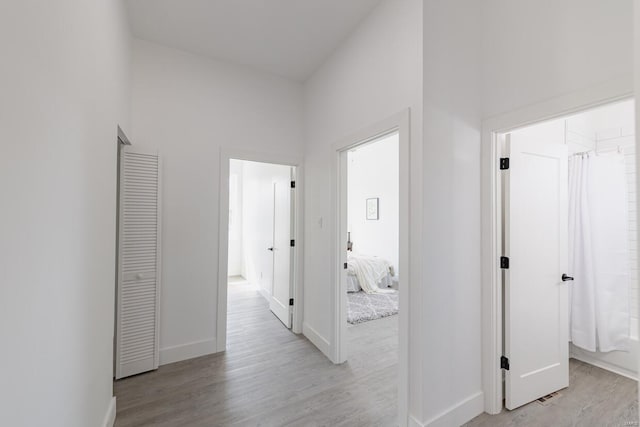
xmin=303 ymin=322 xmax=331 ymax=359
xmin=258 ymin=287 xmax=271 ymax=303
xmin=102 ymin=396 xmax=117 ymax=427
xmin=413 ymin=391 xmax=483 ymax=427
xmin=570 ymin=343 xmax=638 ymax=381
xmin=159 ymin=338 xmax=217 ymax=365
xmin=409 ymin=415 xmax=424 ymax=427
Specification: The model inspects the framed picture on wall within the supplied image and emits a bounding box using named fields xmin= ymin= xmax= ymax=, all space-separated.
xmin=366 ymin=198 xmax=379 ymax=220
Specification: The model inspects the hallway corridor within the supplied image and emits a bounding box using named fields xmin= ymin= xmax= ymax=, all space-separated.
xmin=114 ymin=280 xmax=398 ymax=426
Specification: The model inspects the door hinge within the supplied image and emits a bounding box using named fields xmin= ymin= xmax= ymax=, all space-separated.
xmin=290 ymin=239 xmax=295 ymax=247
xmin=344 ymin=262 xmax=348 ymax=270
xmin=500 ymin=158 xmax=510 ymax=170
xmin=289 ymin=298 xmax=294 ymax=306
xmin=500 ymin=256 xmax=510 ymax=269
xmin=501 ymin=356 xmax=510 ymax=370
xmin=291 ymin=181 xmax=296 ymax=188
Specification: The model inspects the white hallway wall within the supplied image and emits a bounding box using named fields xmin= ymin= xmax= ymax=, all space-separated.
xmin=302 ymin=0 xmax=425 ymax=422
xmin=348 ymin=134 xmax=400 ymax=276
xmin=130 ymin=39 xmax=303 ymax=364
xmin=0 ymin=1 xmax=132 ymax=426
xmin=421 ymin=1 xmax=483 ymax=424
xmin=482 ymin=0 xmax=633 ymax=119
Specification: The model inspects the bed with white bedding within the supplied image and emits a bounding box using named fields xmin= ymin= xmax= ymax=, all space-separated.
xmin=346 ymin=253 xmax=398 ymax=324
xmin=346 ymin=273 xmax=394 ymax=293
xmin=346 ymin=253 xmax=396 ymax=293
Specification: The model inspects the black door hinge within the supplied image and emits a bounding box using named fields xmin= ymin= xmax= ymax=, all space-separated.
xmin=289 ymin=298 xmax=294 ymax=306
xmin=500 ymin=256 xmax=510 ymax=269
xmin=291 ymin=181 xmax=296 ymax=188
xmin=344 ymin=262 xmax=348 ymax=270
xmin=290 ymin=239 xmax=295 ymax=247
xmin=500 ymin=158 xmax=510 ymax=170
xmin=501 ymin=356 xmax=510 ymax=370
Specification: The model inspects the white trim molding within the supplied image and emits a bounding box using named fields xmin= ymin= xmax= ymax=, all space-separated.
xmin=159 ymin=338 xmax=217 ymax=365
xmin=570 ymin=344 xmax=638 ymax=381
xmin=258 ymin=287 xmax=272 ymax=304
xmin=102 ymin=397 xmax=117 ymax=427
xmin=302 ymin=322 xmax=331 ymax=358
xmin=481 ymin=77 xmax=633 ymax=414
xmin=413 ymin=392 xmax=484 ymax=427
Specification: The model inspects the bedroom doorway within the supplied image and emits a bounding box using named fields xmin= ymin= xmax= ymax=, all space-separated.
xmin=333 ymin=110 xmax=411 ymax=424
xmin=344 ymin=133 xmax=399 ymax=324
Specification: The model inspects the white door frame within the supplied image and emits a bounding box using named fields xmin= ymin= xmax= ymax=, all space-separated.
xmin=481 ymin=78 xmax=633 ymax=414
xmin=332 ymin=109 xmax=411 ymax=425
xmin=216 ymin=148 xmax=304 ymax=352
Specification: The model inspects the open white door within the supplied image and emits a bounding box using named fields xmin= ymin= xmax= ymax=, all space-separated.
xmin=270 ymin=168 xmax=294 ymax=328
xmin=115 ymin=147 xmax=161 ymax=379
xmin=504 ymin=132 xmax=569 ymax=409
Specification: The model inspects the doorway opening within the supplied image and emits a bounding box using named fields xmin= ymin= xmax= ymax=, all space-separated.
xmin=226 ymin=159 xmax=296 ymax=336
xmin=344 ymin=133 xmax=400 ymax=324
xmin=332 ymin=110 xmax=411 ymax=424
xmin=216 ymin=150 xmax=304 ymax=352
xmin=345 ymin=131 xmax=400 ymax=415
xmin=481 ymin=98 xmax=638 ymax=422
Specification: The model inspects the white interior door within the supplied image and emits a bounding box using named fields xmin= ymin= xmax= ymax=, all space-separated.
xmin=504 ymin=132 xmax=569 ymax=409
xmin=115 ymin=147 xmax=161 ymax=379
xmin=270 ymin=168 xmax=294 ymax=328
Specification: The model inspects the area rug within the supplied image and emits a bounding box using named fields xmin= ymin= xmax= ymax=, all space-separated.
xmin=347 ymin=290 xmax=399 ymax=324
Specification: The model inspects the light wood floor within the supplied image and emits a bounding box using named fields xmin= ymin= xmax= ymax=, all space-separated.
xmin=115 ymin=280 xmax=637 ymax=427
xmin=114 ymin=278 xmax=399 ymax=427
xmin=465 ymin=359 xmax=638 ymax=427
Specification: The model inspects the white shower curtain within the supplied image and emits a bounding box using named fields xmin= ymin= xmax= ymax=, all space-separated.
xmin=569 ymin=152 xmax=630 ymax=352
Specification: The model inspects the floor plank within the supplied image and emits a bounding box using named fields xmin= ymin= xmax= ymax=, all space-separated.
xmin=114 ymin=279 xmax=399 ymax=427
xmin=464 ymin=359 xmax=638 ymax=427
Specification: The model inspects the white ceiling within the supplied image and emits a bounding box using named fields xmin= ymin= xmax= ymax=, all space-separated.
xmin=126 ymin=0 xmax=383 ymax=81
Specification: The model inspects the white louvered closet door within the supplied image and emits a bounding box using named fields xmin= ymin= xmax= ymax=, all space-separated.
xmin=115 ymin=147 xmax=161 ymax=379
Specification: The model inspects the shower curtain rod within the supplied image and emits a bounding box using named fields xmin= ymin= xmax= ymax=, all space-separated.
xmin=571 ymin=146 xmax=622 ymax=157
